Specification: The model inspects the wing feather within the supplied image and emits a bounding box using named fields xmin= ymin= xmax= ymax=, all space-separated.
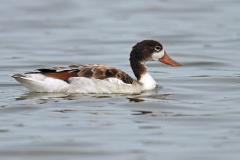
xmin=30 ymin=64 xmax=135 ymax=84
xmin=77 ymin=65 xmax=135 ymax=84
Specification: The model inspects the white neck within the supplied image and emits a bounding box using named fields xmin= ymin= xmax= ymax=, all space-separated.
xmin=139 ymin=72 xmax=157 ymax=91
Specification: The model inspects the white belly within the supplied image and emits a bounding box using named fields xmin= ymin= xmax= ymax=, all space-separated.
xmin=14 ymin=74 xmax=142 ymax=94
xmin=68 ymin=77 xmax=142 ymax=94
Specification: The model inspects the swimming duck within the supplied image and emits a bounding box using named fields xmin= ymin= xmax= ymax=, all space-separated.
xmin=12 ymin=40 xmax=181 ymax=94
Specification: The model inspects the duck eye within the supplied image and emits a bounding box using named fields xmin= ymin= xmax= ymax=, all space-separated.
xmin=154 ymin=46 xmax=162 ymax=52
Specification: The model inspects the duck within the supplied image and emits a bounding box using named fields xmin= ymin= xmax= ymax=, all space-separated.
xmin=12 ymin=40 xmax=181 ymax=94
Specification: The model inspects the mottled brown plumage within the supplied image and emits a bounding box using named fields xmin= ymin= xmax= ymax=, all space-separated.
xmin=35 ymin=64 xmax=135 ymax=84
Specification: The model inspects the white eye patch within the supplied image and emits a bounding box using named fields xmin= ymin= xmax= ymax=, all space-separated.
xmin=152 ymin=49 xmax=165 ymax=60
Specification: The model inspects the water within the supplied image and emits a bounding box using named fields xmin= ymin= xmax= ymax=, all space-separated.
xmin=0 ymin=0 xmax=240 ymax=159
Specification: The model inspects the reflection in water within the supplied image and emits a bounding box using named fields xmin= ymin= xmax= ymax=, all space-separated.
xmin=15 ymin=89 xmax=172 ymax=104
xmin=15 ymin=92 xmax=70 ymax=101
xmin=52 ymin=109 xmax=78 ymax=113
xmin=128 ymin=93 xmax=171 ymax=102
xmin=15 ymin=92 xmax=119 ymax=101
xmin=132 ymin=110 xmax=153 ymax=115
xmin=128 ymin=97 xmax=145 ymax=102
xmin=15 ymin=91 xmax=171 ymax=103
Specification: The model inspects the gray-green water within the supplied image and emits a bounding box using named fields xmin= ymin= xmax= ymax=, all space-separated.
xmin=1 ymin=0 xmax=240 ymax=159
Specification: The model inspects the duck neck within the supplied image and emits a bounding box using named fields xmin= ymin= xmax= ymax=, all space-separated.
xmin=130 ymin=55 xmax=157 ymax=90
xmin=130 ymin=55 xmax=146 ymax=80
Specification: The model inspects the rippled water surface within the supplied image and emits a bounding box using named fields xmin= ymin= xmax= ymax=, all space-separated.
xmin=1 ymin=0 xmax=240 ymax=159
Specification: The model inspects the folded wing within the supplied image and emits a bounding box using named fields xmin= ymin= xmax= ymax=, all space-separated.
xmin=33 ymin=64 xmax=135 ymax=84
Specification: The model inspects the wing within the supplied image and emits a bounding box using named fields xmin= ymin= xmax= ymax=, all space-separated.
xmin=27 ymin=64 xmax=135 ymax=84
xmin=25 ymin=64 xmax=83 ymax=82
xmin=77 ymin=65 xmax=135 ymax=84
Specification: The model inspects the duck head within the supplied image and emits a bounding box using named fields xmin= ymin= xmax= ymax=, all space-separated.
xmin=130 ymin=40 xmax=181 ymax=67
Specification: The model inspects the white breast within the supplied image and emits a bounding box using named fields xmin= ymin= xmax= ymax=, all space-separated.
xmin=139 ymin=72 xmax=157 ymax=90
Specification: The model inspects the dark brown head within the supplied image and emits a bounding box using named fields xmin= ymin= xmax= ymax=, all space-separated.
xmin=130 ymin=40 xmax=181 ymax=80
xmin=130 ymin=40 xmax=181 ymax=66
